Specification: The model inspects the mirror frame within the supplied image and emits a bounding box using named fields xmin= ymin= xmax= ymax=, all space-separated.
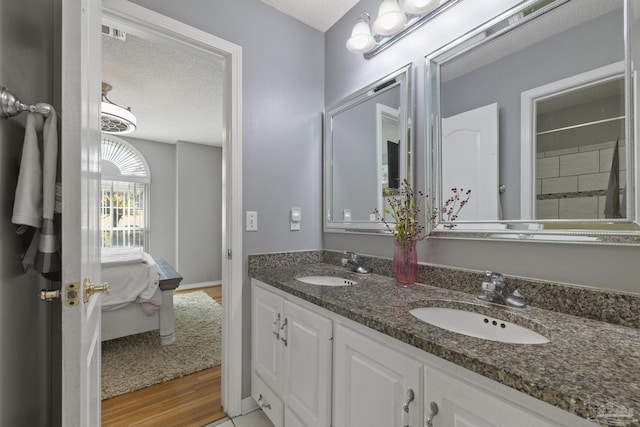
xmin=324 ymin=64 xmax=413 ymax=234
xmin=425 ymin=0 xmax=640 ymax=245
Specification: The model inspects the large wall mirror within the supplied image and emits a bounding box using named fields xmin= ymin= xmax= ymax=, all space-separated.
xmin=426 ymin=0 xmax=640 ymax=244
xmin=324 ymin=64 xmax=412 ymax=233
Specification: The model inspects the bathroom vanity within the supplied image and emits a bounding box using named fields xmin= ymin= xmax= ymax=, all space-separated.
xmin=250 ymin=258 xmax=639 ymax=427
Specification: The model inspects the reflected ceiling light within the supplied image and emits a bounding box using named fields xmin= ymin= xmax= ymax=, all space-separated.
xmin=373 ymin=0 xmax=406 ymax=35
xmin=101 ymin=82 xmax=137 ymax=134
xmin=346 ymin=13 xmax=376 ymax=53
xmin=347 ymin=0 xmax=458 ymax=59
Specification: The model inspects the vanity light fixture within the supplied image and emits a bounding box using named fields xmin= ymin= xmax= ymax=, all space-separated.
xmin=372 ymin=0 xmax=407 ymax=36
xmin=346 ymin=13 xmax=376 ymax=53
xmin=347 ymin=0 xmax=461 ymax=59
xmin=101 ymin=82 xmax=137 ymax=135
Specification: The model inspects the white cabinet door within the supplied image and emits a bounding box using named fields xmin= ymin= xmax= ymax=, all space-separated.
xmin=282 ymin=300 xmax=333 ymax=427
xmin=253 ymin=284 xmax=284 ymax=394
xmin=424 ymin=367 xmax=557 ymax=427
xmin=334 ymin=324 xmax=422 ymax=427
xmin=252 ymin=281 xmax=333 ymax=427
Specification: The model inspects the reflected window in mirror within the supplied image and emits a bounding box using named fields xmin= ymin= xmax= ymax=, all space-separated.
xmin=426 ymin=0 xmax=640 ymax=243
xmin=324 ymin=64 xmax=412 ymax=233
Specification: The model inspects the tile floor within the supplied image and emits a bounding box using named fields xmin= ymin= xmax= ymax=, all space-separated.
xmin=205 ymin=409 xmax=274 ymax=427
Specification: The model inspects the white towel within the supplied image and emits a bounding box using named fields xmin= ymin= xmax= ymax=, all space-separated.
xmin=13 ymin=107 xmax=61 ymax=276
xmin=12 ymin=113 xmax=44 ymax=229
xmin=41 ymin=110 xmax=57 ymax=220
xmin=33 ymin=107 xmax=61 ymax=276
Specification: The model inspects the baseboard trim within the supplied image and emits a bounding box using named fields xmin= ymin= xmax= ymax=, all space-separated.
xmin=241 ymin=396 xmax=258 ymax=415
xmin=177 ymin=281 xmax=221 ymax=291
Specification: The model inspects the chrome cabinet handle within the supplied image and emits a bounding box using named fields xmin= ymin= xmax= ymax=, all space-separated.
xmin=273 ymin=313 xmax=281 ymax=340
xmin=257 ymin=393 xmax=271 ymax=410
xmin=402 ymin=388 xmax=415 ymax=427
xmin=403 ymin=388 xmax=415 ymax=413
xmin=280 ymin=317 xmax=288 ymax=346
xmin=426 ymin=401 xmax=439 ymax=427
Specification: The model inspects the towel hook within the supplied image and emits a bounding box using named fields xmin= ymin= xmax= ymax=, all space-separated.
xmin=1 ymin=86 xmax=53 ymax=119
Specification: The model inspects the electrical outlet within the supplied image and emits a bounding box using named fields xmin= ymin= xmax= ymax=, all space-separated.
xmin=246 ymin=211 xmax=258 ymax=231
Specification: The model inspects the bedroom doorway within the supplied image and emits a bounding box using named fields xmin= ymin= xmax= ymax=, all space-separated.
xmin=99 ymin=0 xmax=243 ymax=422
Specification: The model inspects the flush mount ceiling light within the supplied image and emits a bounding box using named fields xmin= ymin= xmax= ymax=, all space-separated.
xmin=101 ymin=82 xmax=137 ymax=134
xmin=347 ymin=0 xmax=461 ymax=59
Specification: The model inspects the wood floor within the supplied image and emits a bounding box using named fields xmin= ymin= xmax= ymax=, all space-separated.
xmin=102 ymin=286 xmax=227 ymax=427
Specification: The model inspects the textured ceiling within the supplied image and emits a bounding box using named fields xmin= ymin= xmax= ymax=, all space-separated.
xmin=101 ymin=0 xmax=359 ymax=145
xmin=102 ymin=31 xmax=225 ymax=145
xmin=261 ymin=0 xmax=359 ymax=32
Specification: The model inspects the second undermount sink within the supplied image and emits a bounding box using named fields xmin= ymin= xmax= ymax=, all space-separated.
xmin=410 ymin=306 xmax=549 ymax=344
xmin=296 ymin=276 xmax=357 ymax=287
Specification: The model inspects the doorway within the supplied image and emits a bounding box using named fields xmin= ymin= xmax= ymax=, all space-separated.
xmin=101 ymin=0 xmax=243 ymax=418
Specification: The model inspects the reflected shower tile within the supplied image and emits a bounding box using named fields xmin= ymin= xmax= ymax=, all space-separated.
xmin=560 ymin=151 xmax=599 ymax=176
xmin=559 ymin=197 xmax=598 ymax=219
xmin=541 ymin=176 xmax=577 ymax=194
xmin=578 ymin=172 xmax=609 ymax=192
xmin=537 ymin=156 xmax=559 ymax=179
xmin=536 ymin=199 xmax=559 ymax=219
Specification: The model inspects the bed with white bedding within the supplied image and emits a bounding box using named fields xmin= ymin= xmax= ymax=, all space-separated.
xmin=100 ymin=247 xmax=182 ymax=345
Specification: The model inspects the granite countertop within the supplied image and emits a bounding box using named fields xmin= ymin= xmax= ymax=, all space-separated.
xmin=251 ymin=262 xmax=640 ymax=427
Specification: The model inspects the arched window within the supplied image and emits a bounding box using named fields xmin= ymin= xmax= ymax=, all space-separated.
xmin=100 ymin=135 xmax=151 ymax=250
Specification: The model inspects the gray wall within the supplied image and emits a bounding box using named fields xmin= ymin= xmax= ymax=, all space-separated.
xmin=130 ymin=0 xmax=324 ymax=398
xmin=324 ymin=0 xmax=640 ymax=295
xmin=0 ymin=0 xmax=58 ymax=425
xmin=332 ymin=87 xmax=400 ymax=220
xmin=125 ymin=137 xmax=223 ymax=285
xmin=177 ymin=141 xmax=222 ymax=285
xmin=125 ymin=136 xmax=177 ymax=266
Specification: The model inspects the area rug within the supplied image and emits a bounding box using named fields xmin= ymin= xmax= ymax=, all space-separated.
xmin=101 ymin=290 xmax=222 ymax=400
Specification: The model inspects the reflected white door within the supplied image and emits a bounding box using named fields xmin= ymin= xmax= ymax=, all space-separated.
xmin=60 ymin=0 xmax=103 ymax=424
xmin=442 ymin=103 xmax=500 ymax=221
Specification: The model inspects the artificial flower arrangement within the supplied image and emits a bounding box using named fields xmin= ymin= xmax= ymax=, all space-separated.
xmin=374 ymin=179 xmax=471 ymax=286
xmin=374 ymin=179 xmax=471 ymax=242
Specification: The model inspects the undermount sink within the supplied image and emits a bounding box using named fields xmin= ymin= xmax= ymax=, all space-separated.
xmin=410 ymin=306 xmax=549 ymax=344
xmin=296 ymin=276 xmax=357 ymax=287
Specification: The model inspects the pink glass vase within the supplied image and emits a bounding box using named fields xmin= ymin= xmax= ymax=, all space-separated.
xmin=393 ymin=240 xmax=417 ymax=287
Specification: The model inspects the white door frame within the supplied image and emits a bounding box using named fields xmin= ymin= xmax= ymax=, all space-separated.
xmin=101 ymin=0 xmax=244 ymax=416
xmin=520 ymin=62 xmax=624 ymax=220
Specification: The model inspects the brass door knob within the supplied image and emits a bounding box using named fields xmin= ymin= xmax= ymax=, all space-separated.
xmin=83 ymin=277 xmax=110 ymax=303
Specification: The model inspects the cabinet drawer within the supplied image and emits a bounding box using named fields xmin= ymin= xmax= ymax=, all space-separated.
xmin=253 ymin=374 xmax=284 ymax=427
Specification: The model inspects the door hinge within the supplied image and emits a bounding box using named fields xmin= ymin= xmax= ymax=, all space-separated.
xmin=227 ymin=249 xmax=232 ymax=259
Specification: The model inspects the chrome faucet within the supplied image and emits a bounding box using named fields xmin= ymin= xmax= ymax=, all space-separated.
xmin=476 ymin=271 xmax=527 ymax=308
xmin=341 ymin=251 xmax=370 ymax=274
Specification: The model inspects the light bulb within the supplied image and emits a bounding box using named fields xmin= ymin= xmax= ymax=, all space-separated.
xmin=404 ymin=0 xmax=440 ymax=14
xmin=346 ymin=15 xmax=376 ymax=53
xmin=373 ymin=0 xmax=407 ymax=36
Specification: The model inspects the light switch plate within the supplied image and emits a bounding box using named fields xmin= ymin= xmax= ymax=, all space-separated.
xmin=246 ymin=211 xmax=258 ymax=231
